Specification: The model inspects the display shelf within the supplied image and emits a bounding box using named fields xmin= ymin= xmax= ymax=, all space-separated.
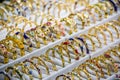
xmin=0 ymin=12 xmax=119 ymax=71
xmin=43 ymin=38 xmax=120 ymax=80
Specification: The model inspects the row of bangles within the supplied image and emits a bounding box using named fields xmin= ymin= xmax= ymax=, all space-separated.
xmin=0 ymin=44 xmax=119 ymax=80
xmin=0 ymin=15 xmax=119 ymax=64
xmin=0 ymin=0 xmax=119 ymax=20
xmin=0 ymin=18 xmax=119 ymax=79
xmin=56 ymin=45 xmax=120 ymax=80
xmin=1 ymin=0 xmax=118 ymax=17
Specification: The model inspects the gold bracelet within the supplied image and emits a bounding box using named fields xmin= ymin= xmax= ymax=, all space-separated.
xmin=104 ymin=1 xmax=114 ymax=15
xmin=80 ymin=34 xmax=95 ymax=51
xmin=40 ymin=55 xmax=57 ymax=71
xmin=23 ymin=59 xmax=42 ymax=79
xmin=60 ymin=44 xmax=71 ymax=63
xmin=106 ymin=23 xmax=119 ymax=38
xmin=54 ymin=45 xmax=65 ymax=67
xmin=100 ymin=25 xmax=113 ymax=42
xmin=31 ymin=57 xmax=50 ymax=75
xmin=88 ymin=34 xmax=102 ymax=48
xmin=88 ymin=27 xmax=107 ymax=45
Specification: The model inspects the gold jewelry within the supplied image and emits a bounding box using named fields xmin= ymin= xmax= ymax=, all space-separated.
xmin=88 ymin=34 xmax=102 ymax=48
xmin=100 ymin=25 xmax=113 ymax=42
xmin=105 ymin=23 xmax=119 ymax=38
xmin=31 ymin=57 xmax=50 ymax=75
xmin=0 ymin=71 xmax=10 ymax=80
xmin=88 ymin=27 xmax=107 ymax=45
xmin=40 ymin=55 xmax=57 ymax=71
xmin=56 ymin=74 xmax=71 ymax=80
xmin=80 ymin=34 xmax=95 ymax=51
xmin=23 ymin=59 xmax=42 ymax=79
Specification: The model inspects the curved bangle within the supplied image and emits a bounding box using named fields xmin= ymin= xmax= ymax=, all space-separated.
xmin=103 ymin=54 xmax=118 ymax=73
xmin=68 ymin=72 xmax=81 ymax=80
xmin=45 ymin=48 xmax=55 ymax=58
xmin=93 ymin=5 xmax=103 ymax=20
xmin=69 ymin=38 xmax=85 ymax=56
xmin=100 ymin=25 xmax=113 ymax=42
xmin=56 ymin=74 xmax=71 ymax=80
xmin=60 ymin=17 xmax=77 ymax=34
xmin=0 ymin=7 xmax=9 ymax=20
xmin=88 ymin=34 xmax=102 ymax=48
xmin=76 ymin=37 xmax=89 ymax=54
xmin=95 ymin=56 xmax=111 ymax=76
xmin=40 ymin=55 xmax=57 ymax=71
xmin=62 ymin=41 xmax=80 ymax=60
xmin=0 ymin=71 xmax=10 ymax=80
xmin=23 ymin=59 xmax=42 ymax=79
xmin=31 ymin=57 xmax=50 ymax=75
xmin=110 ymin=49 xmax=120 ymax=59
xmin=106 ymin=23 xmax=119 ymax=38
xmin=6 ymin=36 xmax=25 ymax=56
xmin=19 ymin=62 xmax=34 ymax=80
xmin=54 ymin=45 xmax=65 ymax=67
xmin=88 ymin=27 xmax=107 ymax=45
xmin=78 ymin=66 xmax=92 ymax=80
xmin=89 ymin=59 xmax=104 ymax=78
xmin=80 ymin=34 xmax=95 ymax=51
xmin=103 ymin=1 xmax=114 ymax=15
xmin=0 ymin=41 xmax=9 ymax=63
xmin=96 ymin=3 xmax=108 ymax=18
xmin=0 ymin=20 xmax=9 ymax=31
xmin=77 ymin=13 xmax=86 ymax=29
xmin=5 ymin=66 xmax=23 ymax=80
xmin=111 ymin=20 xmax=120 ymax=26
xmin=85 ymin=62 xmax=100 ymax=79
xmin=60 ymin=44 xmax=71 ymax=63
xmin=108 ymin=0 xmax=117 ymax=12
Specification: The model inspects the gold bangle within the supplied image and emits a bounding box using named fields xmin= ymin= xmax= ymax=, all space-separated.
xmin=88 ymin=27 xmax=107 ymax=45
xmin=77 ymin=13 xmax=86 ymax=29
xmin=60 ymin=44 xmax=71 ymax=63
xmin=69 ymin=38 xmax=85 ymax=57
xmin=54 ymin=45 xmax=65 ymax=67
xmin=95 ymin=56 xmax=111 ymax=76
xmin=56 ymin=74 xmax=71 ymax=80
xmin=40 ymin=55 xmax=57 ymax=71
xmin=106 ymin=23 xmax=119 ymax=38
xmin=96 ymin=3 xmax=108 ymax=18
xmin=0 ymin=71 xmax=10 ymax=80
xmin=88 ymin=34 xmax=102 ymax=48
xmin=31 ymin=56 xmax=50 ymax=75
xmin=5 ymin=66 xmax=24 ymax=80
xmin=85 ymin=62 xmax=100 ymax=79
xmin=92 ymin=5 xmax=103 ymax=20
xmin=78 ymin=65 xmax=92 ymax=80
xmin=62 ymin=41 xmax=80 ymax=60
xmin=68 ymin=71 xmax=81 ymax=80
xmin=23 ymin=59 xmax=42 ymax=79
xmin=6 ymin=36 xmax=25 ymax=56
xmin=88 ymin=59 xmax=104 ymax=78
xmin=100 ymin=25 xmax=113 ymax=42
xmin=80 ymin=34 xmax=95 ymax=51
xmin=60 ymin=17 xmax=77 ymax=34
xmin=104 ymin=1 xmax=114 ymax=15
